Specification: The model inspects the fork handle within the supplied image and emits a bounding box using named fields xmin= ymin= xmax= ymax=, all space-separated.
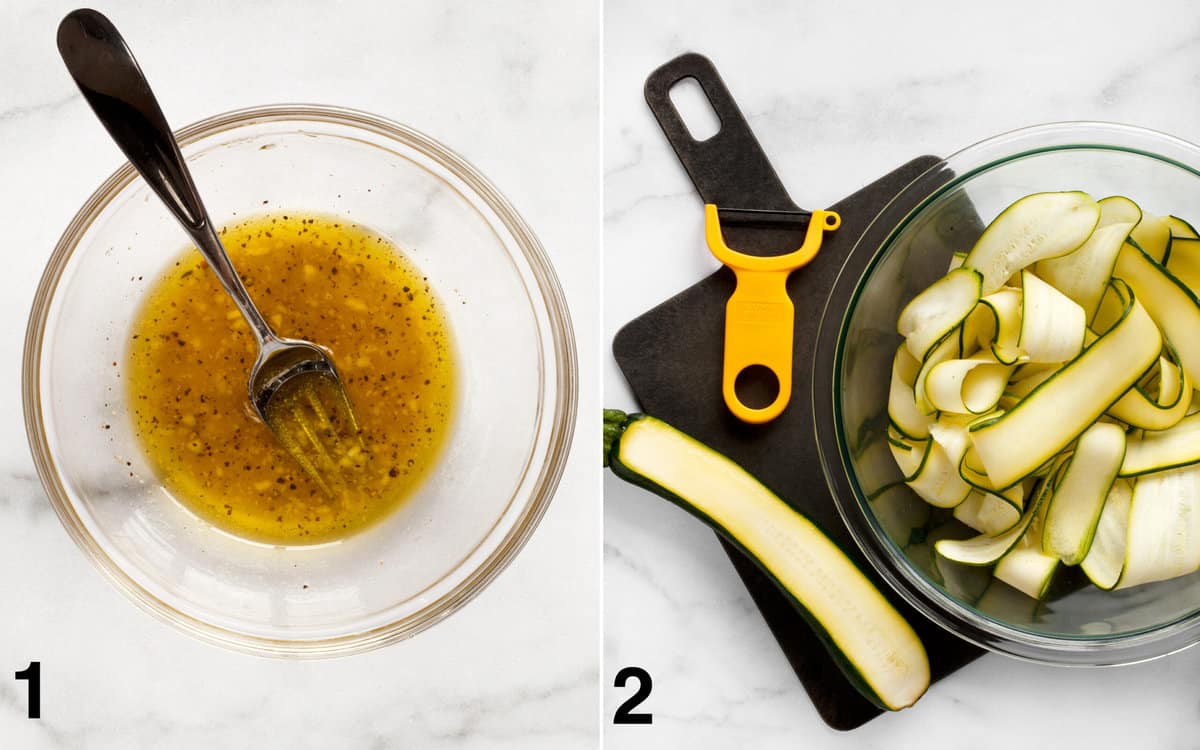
xmin=57 ymin=9 xmax=276 ymax=345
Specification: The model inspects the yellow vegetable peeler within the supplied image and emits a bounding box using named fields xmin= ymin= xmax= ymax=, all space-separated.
xmin=705 ymin=205 xmax=840 ymax=423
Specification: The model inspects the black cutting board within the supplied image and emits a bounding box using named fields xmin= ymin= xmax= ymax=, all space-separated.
xmin=612 ymin=54 xmax=985 ymax=731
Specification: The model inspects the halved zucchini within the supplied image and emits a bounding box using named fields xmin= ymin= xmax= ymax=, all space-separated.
xmin=604 ymin=410 xmax=930 ymax=710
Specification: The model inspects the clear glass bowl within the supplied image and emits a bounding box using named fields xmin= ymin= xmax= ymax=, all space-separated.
xmin=23 ymin=105 xmax=577 ymax=657
xmin=814 ymin=122 xmax=1200 ymax=665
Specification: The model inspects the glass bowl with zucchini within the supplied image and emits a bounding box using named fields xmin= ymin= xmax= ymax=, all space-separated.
xmin=815 ymin=122 xmax=1200 ymax=665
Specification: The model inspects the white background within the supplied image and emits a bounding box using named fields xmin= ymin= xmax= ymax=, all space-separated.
xmin=0 ymin=1 xmax=599 ymax=748
xmin=604 ymin=0 xmax=1200 ymax=747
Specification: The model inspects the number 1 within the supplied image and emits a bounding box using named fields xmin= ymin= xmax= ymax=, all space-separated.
xmin=15 ymin=662 xmax=40 ymax=719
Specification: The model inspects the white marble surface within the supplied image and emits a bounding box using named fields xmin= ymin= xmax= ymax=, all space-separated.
xmin=0 ymin=1 xmax=598 ymax=747
xmin=604 ymin=0 xmax=1200 ymax=747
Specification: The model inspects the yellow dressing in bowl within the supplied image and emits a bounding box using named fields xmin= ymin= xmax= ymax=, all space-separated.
xmin=127 ymin=214 xmax=454 ymax=544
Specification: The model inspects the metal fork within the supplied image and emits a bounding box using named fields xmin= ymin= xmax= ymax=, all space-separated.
xmin=57 ymin=9 xmax=364 ymax=495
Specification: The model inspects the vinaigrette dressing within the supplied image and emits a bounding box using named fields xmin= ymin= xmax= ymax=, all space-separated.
xmin=127 ymin=214 xmax=454 ymax=544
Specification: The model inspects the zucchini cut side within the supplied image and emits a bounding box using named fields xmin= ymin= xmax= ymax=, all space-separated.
xmin=605 ymin=411 xmax=930 ymax=711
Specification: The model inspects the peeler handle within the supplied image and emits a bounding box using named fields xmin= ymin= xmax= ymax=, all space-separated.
xmin=704 ymin=205 xmax=840 ymax=423
xmin=644 ymin=52 xmax=799 ymax=213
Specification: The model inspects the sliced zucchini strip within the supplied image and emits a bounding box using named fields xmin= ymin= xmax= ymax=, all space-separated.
xmin=975 ymin=288 xmax=1023 ymax=364
xmin=1036 ymin=219 xmax=1133 ymax=321
xmin=909 ymin=420 xmax=972 ymax=508
xmin=1166 ymin=215 xmax=1200 ymax=239
xmin=888 ymin=430 xmax=929 ymax=481
xmin=888 ymin=344 xmax=931 ymax=439
xmin=888 ymin=345 xmax=931 ymax=439
xmin=1118 ymin=464 xmax=1200 ymax=589
xmin=934 ymin=480 xmax=1047 ymax=566
xmin=1080 ymin=479 xmax=1133 ymax=590
xmin=1113 ymin=241 xmax=1200 ymax=385
xmin=1107 ymin=353 xmax=1190 ymax=431
xmin=1005 ymin=362 xmax=1060 ymax=399
xmin=994 ymin=548 xmax=1058 ymax=599
xmin=913 ymin=332 xmax=960 ymax=415
xmin=1130 ymin=212 xmax=1171 ymax=263
xmin=1096 ymin=195 xmax=1142 ymax=225
xmin=1120 ymin=412 xmax=1200 ymax=477
xmin=1041 ymin=422 xmax=1125 ymax=565
xmin=954 ymin=489 xmax=1021 ymax=535
xmin=994 ymin=499 xmax=1058 ymax=599
xmin=970 ymin=280 xmax=1160 ymax=489
xmin=897 ymin=267 xmax=981 ymax=361
xmin=1017 ymin=270 xmax=1086 ymax=363
xmin=963 ymin=191 xmax=1100 ymax=294
xmin=607 ymin=412 xmax=930 ymax=710
xmin=925 ymin=357 xmax=1010 ymax=415
xmin=1164 ymin=237 xmax=1200 ymax=291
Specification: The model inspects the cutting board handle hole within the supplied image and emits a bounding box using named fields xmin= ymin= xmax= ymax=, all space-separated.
xmin=734 ymin=364 xmax=779 ymax=409
xmin=668 ymin=77 xmax=722 ymax=143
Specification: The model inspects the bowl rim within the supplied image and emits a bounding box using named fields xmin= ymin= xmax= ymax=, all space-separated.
xmin=814 ymin=119 xmax=1200 ymax=666
xmin=22 ymin=103 xmax=578 ymax=658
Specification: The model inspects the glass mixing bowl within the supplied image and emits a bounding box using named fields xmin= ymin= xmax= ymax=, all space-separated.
xmin=24 ymin=105 xmax=576 ymax=657
xmin=814 ymin=122 xmax=1200 ymax=665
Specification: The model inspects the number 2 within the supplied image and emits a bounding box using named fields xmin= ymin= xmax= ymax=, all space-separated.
xmin=15 ymin=662 xmax=40 ymax=719
xmin=613 ymin=666 xmax=652 ymax=725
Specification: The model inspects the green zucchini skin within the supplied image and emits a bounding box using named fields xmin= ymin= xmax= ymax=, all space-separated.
xmin=604 ymin=409 xmax=925 ymax=711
